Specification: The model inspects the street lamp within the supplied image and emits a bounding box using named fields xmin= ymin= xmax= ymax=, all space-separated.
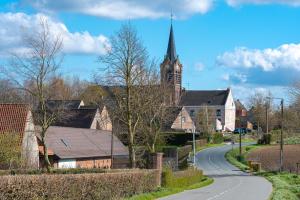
xmin=266 ymin=97 xmax=284 ymax=172
xmin=192 ymin=125 xmax=196 ymax=165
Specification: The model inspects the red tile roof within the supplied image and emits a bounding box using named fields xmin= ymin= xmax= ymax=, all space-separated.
xmin=0 ymin=104 xmax=31 ymax=138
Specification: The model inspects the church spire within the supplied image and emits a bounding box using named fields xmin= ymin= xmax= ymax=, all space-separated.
xmin=166 ymin=21 xmax=177 ymax=63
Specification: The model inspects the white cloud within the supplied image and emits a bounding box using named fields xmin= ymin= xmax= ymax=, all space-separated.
xmin=0 ymin=12 xmax=109 ymax=56
xmin=216 ymin=44 xmax=300 ymax=71
xmin=195 ymin=62 xmax=205 ymax=71
xmin=222 ymin=74 xmax=230 ymax=81
xmin=23 ymin=0 xmax=214 ymax=19
xmin=227 ymin=0 xmax=300 ymax=7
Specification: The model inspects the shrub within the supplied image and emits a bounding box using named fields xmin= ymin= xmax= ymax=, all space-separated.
xmin=163 ymin=132 xmax=202 ymax=146
xmin=0 ymin=169 xmax=160 ymax=200
xmin=258 ymin=134 xmax=272 ymax=145
xmin=162 ymin=167 xmax=203 ymax=188
xmin=0 ymin=132 xmax=22 ymax=169
xmin=212 ymin=133 xmax=224 ymax=144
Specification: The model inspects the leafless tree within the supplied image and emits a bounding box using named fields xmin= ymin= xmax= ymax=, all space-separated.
xmin=195 ymin=105 xmax=215 ymax=137
xmin=0 ymin=79 xmax=24 ymax=103
xmin=98 ymin=23 xmax=155 ymax=168
xmin=1 ymin=18 xmax=64 ymax=172
xmin=137 ymin=67 xmax=167 ymax=154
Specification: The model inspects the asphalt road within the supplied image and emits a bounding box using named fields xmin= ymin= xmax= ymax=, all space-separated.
xmin=160 ymin=144 xmax=272 ymax=200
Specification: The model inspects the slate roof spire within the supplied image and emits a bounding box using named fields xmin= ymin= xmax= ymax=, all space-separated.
xmin=166 ymin=21 xmax=177 ymax=63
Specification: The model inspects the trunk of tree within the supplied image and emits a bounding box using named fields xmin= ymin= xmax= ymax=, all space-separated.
xmin=42 ymin=137 xmax=51 ymax=172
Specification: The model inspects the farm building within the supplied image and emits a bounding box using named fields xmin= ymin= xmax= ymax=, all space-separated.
xmin=37 ymin=126 xmax=128 ymax=169
xmin=0 ymin=104 xmax=39 ymax=169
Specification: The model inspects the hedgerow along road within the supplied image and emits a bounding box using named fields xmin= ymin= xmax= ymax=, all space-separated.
xmin=160 ymin=144 xmax=272 ymax=200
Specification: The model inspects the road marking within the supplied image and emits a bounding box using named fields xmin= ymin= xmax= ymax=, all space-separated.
xmin=206 ymin=177 xmax=243 ymax=200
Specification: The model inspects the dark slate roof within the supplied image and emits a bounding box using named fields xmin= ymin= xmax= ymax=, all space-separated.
xmin=162 ymin=106 xmax=182 ymax=131
xmin=46 ymin=100 xmax=82 ymax=110
xmin=36 ymin=126 xmax=128 ymax=159
xmin=179 ymin=89 xmax=230 ymax=106
xmin=235 ymin=99 xmax=247 ymax=111
xmin=166 ymin=24 xmax=177 ymax=63
xmin=52 ymin=108 xmax=97 ymax=128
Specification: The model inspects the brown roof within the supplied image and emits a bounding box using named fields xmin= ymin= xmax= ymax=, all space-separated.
xmin=0 ymin=104 xmax=30 ymax=138
xmin=36 ymin=126 xmax=128 ymax=159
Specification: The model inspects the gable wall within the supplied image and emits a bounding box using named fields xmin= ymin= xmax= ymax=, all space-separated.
xmin=224 ymin=89 xmax=236 ymax=131
xmin=171 ymin=108 xmax=194 ymax=132
xmin=22 ymin=110 xmax=39 ymax=169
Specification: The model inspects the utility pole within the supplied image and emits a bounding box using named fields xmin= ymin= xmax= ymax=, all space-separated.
xmin=266 ymin=97 xmax=284 ymax=172
xmin=193 ymin=125 xmax=196 ymax=165
xmin=279 ymin=99 xmax=284 ymax=172
xmin=266 ymin=101 xmax=269 ymax=134
xmin=239 ymin=129 xmax=242 ymax=161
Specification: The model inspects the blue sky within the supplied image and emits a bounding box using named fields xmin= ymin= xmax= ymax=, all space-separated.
xmin=1 ymin=0 xmax=300 ymax=105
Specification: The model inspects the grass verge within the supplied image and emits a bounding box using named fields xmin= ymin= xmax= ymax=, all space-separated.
xmin=126 ymin=177 xmax=213 ymax=200
xmin=226 ymin=145 xmax=300 ymax=200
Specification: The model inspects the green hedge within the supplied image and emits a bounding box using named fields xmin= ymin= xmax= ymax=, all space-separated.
xmin=162 ymin=167 xmax=204 ymax=188
xmin=212 ymin=133 xmax=224 ymax=144
xmin=0 ymin=169 xmax=160 ymax=200
xmin=0 ymin=168 xmax=140 ymax=176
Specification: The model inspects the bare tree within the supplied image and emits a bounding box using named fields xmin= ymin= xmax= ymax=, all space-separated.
xmin=1 ymin=18 xmax=64 ymax=172
xmin=0 ymin=79 xmax=24 ymax=103
xmin=195 ymin=105 xmax=215 ymax=137
xmin=98 ymin=23 xmax=151 ymax=168
xmin=248 ymin=91 xmax=274 ymax=133
xmin=137 ymin=67 xmax=167 ymax=153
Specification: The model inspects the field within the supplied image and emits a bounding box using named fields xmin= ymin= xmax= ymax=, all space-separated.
xmin=247 ymin=144 xmax=300 ymax=173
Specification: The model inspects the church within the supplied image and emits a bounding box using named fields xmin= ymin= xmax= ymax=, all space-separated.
xmin=161 ymin=23 xmax=236 ymax=132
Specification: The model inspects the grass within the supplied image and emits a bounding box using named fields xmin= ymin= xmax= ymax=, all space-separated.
xmin=261 ymin=172 xmax=300 ymax=200
xmin=126 ymin=177 xmax=213 ymax=200
xmin=225 ymin=145 xmax=260 ymax=172
xmin=225 ymin=145 xmax=300 ymax=200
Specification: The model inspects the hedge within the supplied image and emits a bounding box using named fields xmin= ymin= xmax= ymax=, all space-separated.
xmin=162 ymin=167 xmax=204 ymax=188
xmin=0 ymin=168 xmax=136 ymax=176
xmin=0 ymin=169 xmax=160 ymax=200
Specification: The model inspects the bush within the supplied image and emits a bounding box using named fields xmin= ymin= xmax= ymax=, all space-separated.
xmin=258 ymin=134 xmax=272 ymax=145
xmin=0 ymin=169 xmax=160 ymax=200
xmin=163 ymin=132 xmax=202 ymax=146
xmin=0 ymin=132 xmax=22 ymax=169
xmin=162 ymin=167 xmax=203 ymax=188
xmin=212 ymin=133 xmax=224 ymax=144
xmin=0 ymin=168 xmax=139 ymax=176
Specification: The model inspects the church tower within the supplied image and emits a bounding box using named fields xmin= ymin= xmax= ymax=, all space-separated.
xmin=161 ymin=23 xmax=183 ymax=106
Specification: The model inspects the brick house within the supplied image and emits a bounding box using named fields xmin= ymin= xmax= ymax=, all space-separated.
xmin=36 ymin=126 xmax=128 ymax=169
xmin=235 ymin=99 xmax=253 ymax=130
xmin=0 ymin=104 xmax=39 ymax=169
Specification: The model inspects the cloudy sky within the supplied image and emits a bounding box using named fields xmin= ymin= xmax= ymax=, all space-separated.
xmin=1 ymin=0 xmax=300 ymax=104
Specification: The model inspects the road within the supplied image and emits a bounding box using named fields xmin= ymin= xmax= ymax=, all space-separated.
xmin=160 ymin=144 xmax=272 ymax=200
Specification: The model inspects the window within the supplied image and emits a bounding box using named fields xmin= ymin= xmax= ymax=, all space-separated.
xmin=190 ymin=110 xmax=195 ymax=117
xmin=181 ymin=117 xmax=186 ymax=123
xmin=216 ymin=109 xmax=221 ymax=117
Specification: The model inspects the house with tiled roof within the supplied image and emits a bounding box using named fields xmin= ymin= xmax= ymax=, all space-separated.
xmin=0 ymin=104 xmax=39 ymax=169
xmin=36 ymin=126 xmax=128 ymax=169
xmin=235 ymin=99 xmax=253 ymax=130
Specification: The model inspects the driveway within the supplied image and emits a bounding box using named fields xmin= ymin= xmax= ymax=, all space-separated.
xmin=159 ymin=144 xmax=272 ymax=200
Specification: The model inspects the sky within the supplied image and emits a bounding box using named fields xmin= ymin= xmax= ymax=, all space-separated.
xmin=1 ymin=0 xmax=300 ymax=105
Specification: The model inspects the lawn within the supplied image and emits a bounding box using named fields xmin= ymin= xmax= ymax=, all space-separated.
xmin=226 ymin=145 xmax=300 ymax=200
xmin=127 ymin=176 xmax=213 ymax=200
